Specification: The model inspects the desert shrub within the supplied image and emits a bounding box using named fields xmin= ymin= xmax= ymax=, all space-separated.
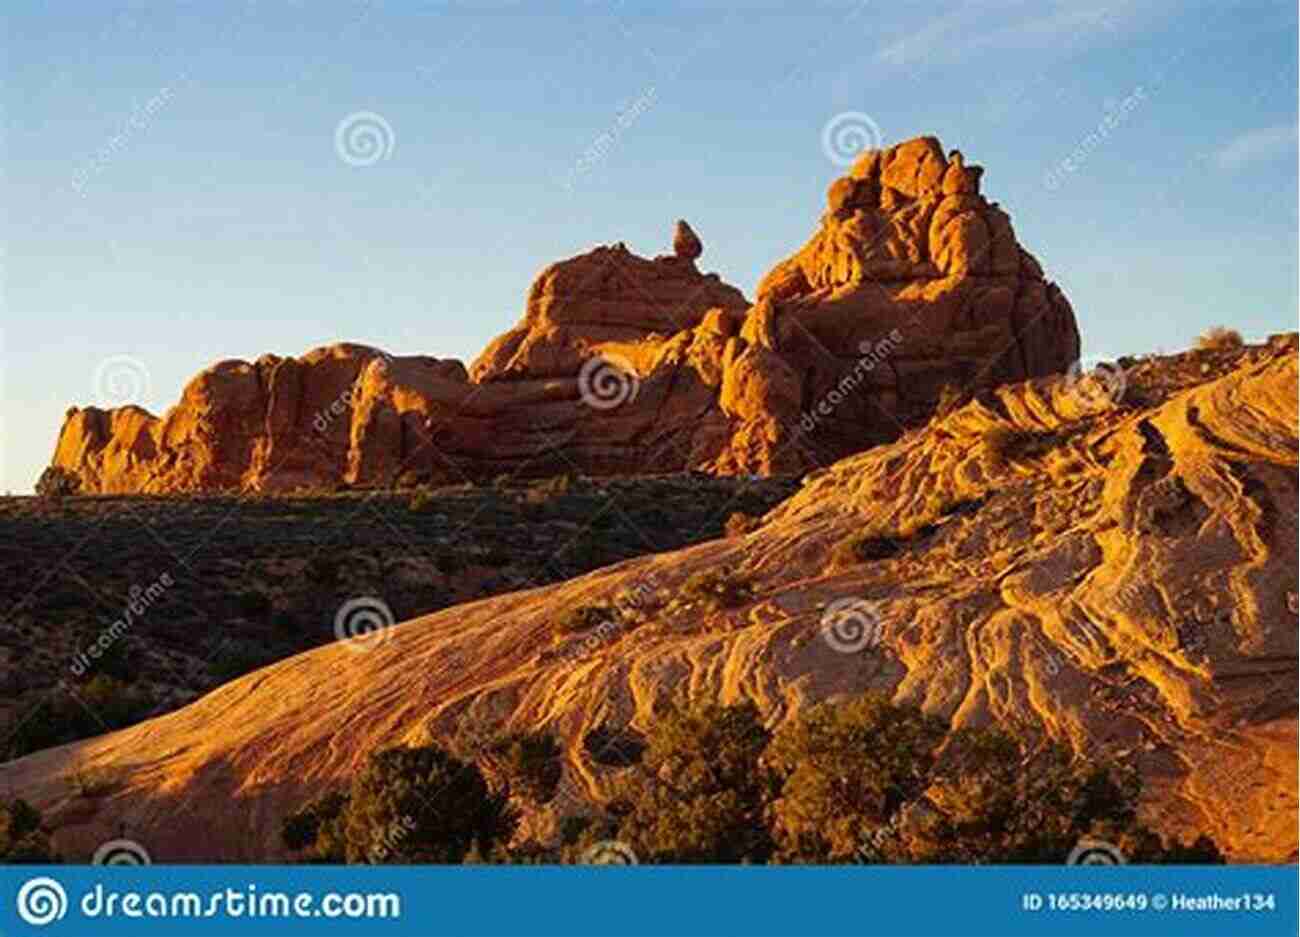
xmin=524 ymin=474 xmax=572 ymax=504
xmin=765 ymin=693 xmax=1223 ymax=865
xmin=677 ymin=570 xmax=755 ymax=610
xmin=282 ymin=743 xmax=515 ymax=864
xmin=0 ymin=799 xmax=59 ymax=863
xmin=74 ymin=621 xmax=134 ymax=681
xmin=393 ymin=470 xmax=425 ymax=490
xmin=913 ymin=729 xmax=1223 ymax=864
xmin=35 ymin=466 xmax=80 ymax=498
xmin=1196 ymin=326 xmax=1244 ymax=351
xmin=344 ymin=744 xmax=514 ymax=863
xmin=980 ymin=426 xmax=1061 ymax=470
xmin=281 ymin=790 xmax=351 ymax=862
xmin=607 ymin=701 xmax=773 ymax=863
xmin=2 ymin=675 xmax=154 ymax=761
xmin=582 ymin=724 xmax=646 ymax=767
xmin=306 ymin=555 xmax=342 ymax=586
xmin=488 ymin=731 xmax=563 ymax=803
xmin=235 ymin=590 xmax=272 ymax=619
xmin=830 ymin=532 xmax=904 ymax=567
xmin=65 ymin=766 xmax=118 ymax=798
xmin=207 ymin=639 xmax=272 ymax=682
xmin=557 ymin=604 xmax=620 ymax=635
xmin=724 ymin=511 xmax=763 ymax=538
xmin=764 ymin=693 xmax=947 ymax=862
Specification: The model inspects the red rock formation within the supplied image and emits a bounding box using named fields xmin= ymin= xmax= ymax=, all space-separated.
xmin=12 ymin=341 xmax=1296 ymax=862
xmin=49 ymin=136 xmax=1081 ymax=493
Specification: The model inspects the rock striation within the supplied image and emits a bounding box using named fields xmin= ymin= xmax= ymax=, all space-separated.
xmin=8 ymin=339 xmax=1295 ymax=862
xmin=49 ymin=136 xmax=1080 ymax=493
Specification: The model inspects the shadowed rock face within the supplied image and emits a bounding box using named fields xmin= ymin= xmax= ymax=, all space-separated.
xmin=49 ymin=136 xmax=1080 ymax=493
xmin=10 ymin=339 xmax=1295 ymax=862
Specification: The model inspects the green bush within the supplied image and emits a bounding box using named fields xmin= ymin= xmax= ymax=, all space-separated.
xmin=724 ymin=512 xmax=763 ymax=537
xmin=764 ymin=693 xmax=947 ymax=862
xmin=489 ymin=732 xmax=563 ymax=804
xmin=830 ymin=532 xmax=903 ymax=567
xmin=677 ymin=570 xmax=755 ymax=611
xmin=281 ymin=791 xmax=351 ymax=862
xmin=607 ymin=701 xmax=773 ymax=863
xmin=557 ymin=604 xmax=620 ymax=635
xmin=2 ymin=676 xmax=154 ymax=761
xmin=408 ymin=488 xmax=435 ymax=513
xmin=283 ymin=743 xmax=515 ymax=864
xmin=0 ymin=799 xmax=59 ymax=863
xmin=207 ymin=639 xmax=272 ymax=683
xmin=764 ymin=693 xmax=1224 ymax=865
xmin=1195 ymin=326 xmax=1243 ymax=351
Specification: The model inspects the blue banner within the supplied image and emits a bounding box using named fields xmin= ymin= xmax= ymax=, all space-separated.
xmin=0 ymin=865 xmax=1295 ymax=937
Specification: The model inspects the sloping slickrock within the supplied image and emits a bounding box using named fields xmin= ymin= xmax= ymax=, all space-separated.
xmin=8 ymin=339 xmax=1295 ymax=862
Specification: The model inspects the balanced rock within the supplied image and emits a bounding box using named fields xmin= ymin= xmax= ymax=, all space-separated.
xmin=673 ymin=219 xmax=703 ymax=261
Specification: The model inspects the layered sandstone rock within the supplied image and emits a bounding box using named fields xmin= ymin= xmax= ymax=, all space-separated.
xmin=9 ymin=340 xmax=1295 ymax=862
xmin=753 ymin=135 xmax=1079 ymax=463
xmin=48 ymin=136 xmax=1081 ymax=493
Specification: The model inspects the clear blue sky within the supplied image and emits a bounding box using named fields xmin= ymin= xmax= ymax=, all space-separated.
xmin=4 ymin=0 xmax=1297 ymax=492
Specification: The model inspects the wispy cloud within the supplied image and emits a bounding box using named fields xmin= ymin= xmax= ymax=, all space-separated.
xmin=874 ymin=2 xmax=1142 ymax=67
xmin=1212 ymin=124 xmax=1299 ymax=171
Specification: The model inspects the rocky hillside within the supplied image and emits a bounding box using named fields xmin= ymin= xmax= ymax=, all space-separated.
xmin=50 ymin=135 xmax=1078 ymax=493
xmin=7 ymin=336 xmax=1294 ymax=862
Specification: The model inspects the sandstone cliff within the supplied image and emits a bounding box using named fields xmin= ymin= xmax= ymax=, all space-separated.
xmin=8 ymin=337 xmax=1295 ymax=862
xmin=50 ymin=136 xmax=1079 ymax=493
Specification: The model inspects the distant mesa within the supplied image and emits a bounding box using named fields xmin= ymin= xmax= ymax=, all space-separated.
xmin=49 ymin=136 xmax=1080 ymax=493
